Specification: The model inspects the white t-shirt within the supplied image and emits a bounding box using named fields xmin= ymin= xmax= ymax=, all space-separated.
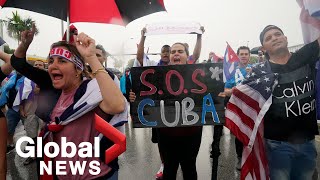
xmin=133 ymin=54 xmax=158 ymax=67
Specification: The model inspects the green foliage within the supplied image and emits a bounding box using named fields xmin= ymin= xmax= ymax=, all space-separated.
xmin=249 ymin=56 xmax=258 ymax=64
xmin=4 ymin=45 xmax=15 ymax=54
xmin=6 ymin=11 xmax=39 ymax=43
xmin=126 ymin=59 xmax=135 ymax=68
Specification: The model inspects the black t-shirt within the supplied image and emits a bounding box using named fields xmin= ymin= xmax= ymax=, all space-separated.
xmin=264 ymin=40 xmax=320 ymax=141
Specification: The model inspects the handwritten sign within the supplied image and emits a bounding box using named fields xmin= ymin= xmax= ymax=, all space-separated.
xmin=131 ymin=63 xmax=225 ymax=128
xmin=145 ymin=22 xmax=202 ymax=35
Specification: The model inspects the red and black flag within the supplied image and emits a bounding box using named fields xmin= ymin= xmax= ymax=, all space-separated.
xmin=0 ymin=0 xmax=166 ymax=25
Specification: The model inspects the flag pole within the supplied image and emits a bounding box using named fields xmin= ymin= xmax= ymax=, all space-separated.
xmin=61 ymin=19 xmax=64 ymax=39
xmin=0 ymin=21 xmax=4 ymax=52
xmin=66 ymin=0 xmax=70 ymax=42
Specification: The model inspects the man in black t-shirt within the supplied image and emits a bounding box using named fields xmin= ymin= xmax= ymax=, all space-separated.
xmin=259 ymin=25 xmax=319 ymax=180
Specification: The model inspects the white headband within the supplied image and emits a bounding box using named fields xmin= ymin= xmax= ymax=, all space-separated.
xmin=49 ymin=47 xmax=84 ymax=71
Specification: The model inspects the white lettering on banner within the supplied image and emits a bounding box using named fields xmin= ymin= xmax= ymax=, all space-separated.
xmin=181 ymin=97 xmax=199 ymax=125
xmin=160 ymin=98 xmax=200 ymax=126
xmin=145 ymin=22 xmax=202 ymax=35
xmin=160 ymin=100 xmax=180 ymax=127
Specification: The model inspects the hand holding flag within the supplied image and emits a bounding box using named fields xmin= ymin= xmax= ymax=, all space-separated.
xmin=223 ymin=43 xmax=240 ymax=82
xmin=225 ymin=61 xmax=279 ymax=180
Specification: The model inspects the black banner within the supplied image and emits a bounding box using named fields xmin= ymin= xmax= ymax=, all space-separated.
xmin=131 ymin=63 xmax=225 ymax=128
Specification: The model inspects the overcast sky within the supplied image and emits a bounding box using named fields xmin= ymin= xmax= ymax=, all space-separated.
xmin=0 ymin=0 xmax=303 ymax=68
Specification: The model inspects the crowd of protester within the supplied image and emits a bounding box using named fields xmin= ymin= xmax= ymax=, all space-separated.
xmin=0 ymin=20 xmax=319 ymax=180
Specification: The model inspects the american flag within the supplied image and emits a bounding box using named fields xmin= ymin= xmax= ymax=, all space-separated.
xmin=225 ymin=61 xmax=278 ymax=180
xmin=223 ymin=43 xmax=239 ymax=82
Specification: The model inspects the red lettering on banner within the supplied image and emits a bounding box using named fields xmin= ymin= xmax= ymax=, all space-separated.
xmin=166 ymin=70 xmax=184 ymax=96
xmin=50 ymin=48 xmax=55 ymax=55
xmin=56 ymin=48 xmax=64 ymax=56
xmin=64 ymin=51 xmax=72 ymax=59
xmin=191 ymin=69 xmax=207 ymax=94
xmin=140 ymin=69 xmax=157 ymax=96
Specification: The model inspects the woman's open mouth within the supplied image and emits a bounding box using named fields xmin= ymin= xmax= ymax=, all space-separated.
xmin=51 ymin=72 xmax=63 ymax=82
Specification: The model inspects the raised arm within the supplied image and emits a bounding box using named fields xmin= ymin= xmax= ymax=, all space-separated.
xmin=192 ymin=26 xmax=205 ymax=63
xmin=136 ymin=28 xmax=147 ymax=66
xmin=0 ymin=51 xmax=13 ymax=76
xmin=75 ymin=33 xmax=125 ymax=114
xmin=12 ymin=24 xmax=52 ymax=89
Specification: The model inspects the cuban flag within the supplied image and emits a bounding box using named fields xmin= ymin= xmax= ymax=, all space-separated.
xmin=12 ymin=78 xmax=36 ymax=112
xmin=297 ymin=0 xmax=320 ymax=124
xmin=223 ymin=43 xmax=240 ymax=82
xmin=301 ymin=0 xmax=320 ymax=19
xmin=297 ymin=0 xmax=320 ymax=43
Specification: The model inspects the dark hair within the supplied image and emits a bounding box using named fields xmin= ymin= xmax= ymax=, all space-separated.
xmin=34 ymin=60 xmax=45 ymax=65
xmin=96 ymin=44 xmax=107 ymax=57
xmin=260 ymin=25 xmax=284 ymax=45
xmin=171 ymin=42 xmax=189 ymax=56
xmin=183 ymin=43 xmax=189 ymax=50
xmin=161 ymin=45 xmax=170 ymax=50
xmin=49 ymin=41 xmax=89 ymax=79
xmin=237 ymin=46 xmax=250 ymax=55
xmin=264 ymin=52 xmax=270 ymax=60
